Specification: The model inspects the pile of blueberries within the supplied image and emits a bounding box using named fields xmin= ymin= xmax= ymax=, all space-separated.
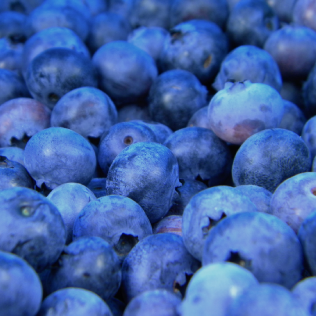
xmin=3 ymin=0 xmax=316 ymax=315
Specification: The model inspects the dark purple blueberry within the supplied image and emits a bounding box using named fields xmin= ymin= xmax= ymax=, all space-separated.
xmin=208 ymin=81 xmax=284 ymax=145
xmin=0 ymin=97 xmax=51 ymax=148
xmin=106 ymin=142 xmax=180 ymax=223
xmin=187 ymin=106 xmax=212 ymax=129
xmin=153 ymin=215 xmax=182 ymax=236
xmin=164 ymin=127 xmax=232 ymax=186
xmin=0 ymin=155 xmax=33 ymax=190
xmin=88 ymin=12 xmax=132 ymax=53
xmin=51 ymin=87 xmax=118 ymax=142
xmin=271 ymin=172 xmax=316 ymax=233
xmin=127 ymin=26 xmax=169 ymax=62
xmin=25 ymin=4 xmax=90 ymax=41
xmin=264 ymin=25 xmax=316 ymax=81
xmin=180 ymin=263 xmax=258 ymax=316
xmin=73 ymin=195 xmax=152 ymax=259
xmin=87 ymin=178 xmax=107 ymax=198
xmin=170 ymin=0 xmax=229 ymax=29
xmin=21 ymin=26 xmax=90 ymax=78
xmin=47 ymin=183 xmax=97 ymax=244
xmin=235 ymin=184 xmax=272 ymax=214
xmin=121 ymin=233 xmax=200 ymax=302
xmin=280 ymin=81 xmax=305 ymax=110
xmin=0 ymin=251 xmax=42 ymax=316
xmin=24 ymin=127 xmax=96 ymax=190
xmin=159 ymin=20 xmax=228 ymax=84
xmin=37 ymin=287 xmax=113 ymax=316
xmin=213 ymin=45 xmax=282 ymax=92
xmin=98 ymin=121 xmax=157 ymax=176
xmin=148 ymin=69 xmax=208 ymax=131
xmin=182 ymin=186 xmax=258 ymax=261
xmin=0 ymin=68 xmax=30 ymax=105
xmin=45 ymin=237 xmax=121 ymax=300
xmin=92 ymin=41 xmax=158 ymax=106
xmin=0 ymin=146 xmax=24 ymax=165
xmin=0 ymin=187 xmax=66 ymax=272
xmin=293 ymin=0 xmax=316 ymax=32
xmin=117 ymin=105 xmax=151 ymax=123
xmin=0 ymin=11 xmax=27 ymax=44
xmin=25 ymin=47 xmax=98 ymax=110
xmin=202 ymin=212 xmax=304 ymax=288
xmin=302 ymin=116 xmax=316 ymax=158
xmin=227 ymin=283 xmax=309 ymax=316
xmin=124 ymin=289 xmax=181 ymax=316
xmin=232 ymin=128 xmax=312 ymax=193
xmin=279 ymin=100 xmax=306 ymax=135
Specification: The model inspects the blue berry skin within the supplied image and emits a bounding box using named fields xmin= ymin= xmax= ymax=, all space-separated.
xmin=0 ymin=187 xmax=66 ymax=272
xmin=37 ymin=287 xmax=113 ymax=316
xmin=0 ymin=146 xmax=25 ymax=165
xmin=98 ymin=121 xmax=157 ymax=176
xmin=72 ymin=195 xmax=152 ymax=260
xmin=0 ymin=97 xmax=51 ymax=148
xmin=107 ymin=298 xmax=125 ymax=316
xmin=208 ymin=81 xmax=284 ymax=145
xmin=213 ymin=45 xmax=282 ymax=92
xmin=153 ymin=215 xmax=182 ymax=237
xmin=302 ymin=116 xmax=316 ymax=158
xmin=227 ymin=0 xmax=279 ymax=48
xmin=0 ymin=156 xmax=33 ymax=190
xmin=148 ymin=69 xmax=208 ymax=131
xmin=0 ymin=0 xmax=43 ymax=14
xmin=121 ymin=233 xmax=200 ymax=303
xmin=292 ymin=276 xmax=316 ymax=315
xmin=159 ymin=20 xmax=228 ymax=84
xmin=92 ymin=41 xmax=158 ymax=106
xmin=88 ymin=12 xmax=132 ymax=54
xmin=51 ymin=87 xmax=118 ymax=141
xmin=24 ymin=127 xmax=97 ymax=190
xmin=180 ymin=262 xmax=258 ymax=316
xmin=0 ymin=68 xmax=30 ymax=105
xmin=87 ymin=178 xmax=107 ymax=198
xmin=21 ymin=26 xmax=90 ymax=78
xmin=106 ymin=142 xmax=181 ymax=223
xmin=235 ymin=185 xmax=272 ymax=214
xmin=232 ymin=128 xmax=312 ymax=193
xmin=202 ymin=212 xmax=304 ymax=288
xmin=270 ymin=172 xmax=316 ymax=233
xmin=187 ymin=106 xmax=212 ymax=129
xmin=45 ymin=237 xmax=121 ymax=301
xmin=164 ymin=127 xmax=232 ymax=186
xmin=182 ymin=186 xmax=258 ymax=261
xmin=25 ymin=47 xmax=98 ymax=110
xmin=0 ymin=37 xmax=23 ymax=72
xmin=167 ymin=179 xmax=207 ymax=216
xmin=279 ymin=100 xmax=306 ymax=135
xmin=268 ymin=0 xmax=297 ymax=23
xmin=128 ymin=26 xmax=169 ymax=62
xmin=0 ymin=11 xmax=27 ymax=42
xmin=227 ymin=283 xmax=309 ymax=316
xmin=47 ymin=183 xmax=97 ymax=244
xmin=118 ymin=105 xmax=151 ymax=124
xmin=0 ymin=251 xmax=43 ymax=316
xmin=123 ymin=289 xmax=181 ymax=316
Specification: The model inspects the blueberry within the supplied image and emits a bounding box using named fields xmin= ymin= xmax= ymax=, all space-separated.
xmin=153 ymin=215 xmax=182 ymax=236
xmin=87 ymin=178 xmax=107 ymax=198
xmin=0 ymin=146 xmax=25 ymax=165
xmin=187 ymin=106 xmax=212 ymax=129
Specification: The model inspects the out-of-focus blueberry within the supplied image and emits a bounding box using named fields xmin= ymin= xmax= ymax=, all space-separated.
xmin=153 ymin=215 xmax=182 ymax=236
xmin=51 ymin=87 xmax=118 ymax=142
xmin=267 ymin=0 xmax=297 ymax=23
xmin=123 ymin=289 xmax=181 ymax=316
xmin=208 ymin=81 xmax=284 ymax=145
xmin=187 ymin=106 xmax=212 ymax=130
xmin=203 ymin=212 xmax=304 ymax=288
xmin=87 ymin=178 xmax=107 ymax=198
xmin=121 ymin=233 xmax=200 ymax=302
xmin=107 ymin=298 xmax=125 ymax=316
xmin=0 ymin=98 xmax=51 ymax=148
xmin=0 ymin=11 xmax=27 ymax=43
xmin=117 ymin=105 xmax=151 ymax=123
xmin=293 ymin=0 xmax=316 ymax=33
xmin=164 ymin=127 xmax=232 ymax=186
xmin=232 ymin=128 xmax=312 ymax=193
xmin=47 ymin=183 xmax=97 ymax=244
xmin=93 ymin=41 xmax=158 ymax=106
xmin=182 ymin=186 xmax=258 ymax=261
xmin=0 ymin=0 xmax=44 ymax=14
xmin=0 ymin=187 xmax=66 ymax=272
xmin=0 ymin=251 xmax=43 ymax=316
xmin=37 ymin=287 xmax=113 ymax=316
xmin=72 ymin=195 xmax=152 ymax=259
xmin=108 ymin=0 xmax=133 ymax=19
xmin=24 ymin=127 xmax=96 ymax=190
xmin=213 ymin=45 xmax=282 ymax=92
xmin=180 ymin=262 xmax=258 ymax=316
xmin=270 ymin=172 xmax=316 ymax=233
xmin=0 ymin=146 xmax=24 ymax=165
xmin=106 ymin=142 xmax=180 ymax=223
xmin=98 ymin=121 xmax=156 ymax=176
xmin=302 ymin=62 xmax=316 ymax=117
xmin=26 ymin=47 xmax=98 ymax=109
xmin=45 ymin=237 xmax=121 ymax=300
xmin=281 ymin=81 xmax=305 ymax=110
xmin=148 ymin=69 xmax=208 ymax=131
xmin=0 ymin=37 xmax=24 ymax=73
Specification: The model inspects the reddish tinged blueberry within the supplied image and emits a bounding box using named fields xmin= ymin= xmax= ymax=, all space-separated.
xmin=0 ymin=97 xmax=51 ymax=148
xmin=153 ymin=215 xmax=182 ymax=236
xmin=208 ymin=80 xmax=284 ymax=145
